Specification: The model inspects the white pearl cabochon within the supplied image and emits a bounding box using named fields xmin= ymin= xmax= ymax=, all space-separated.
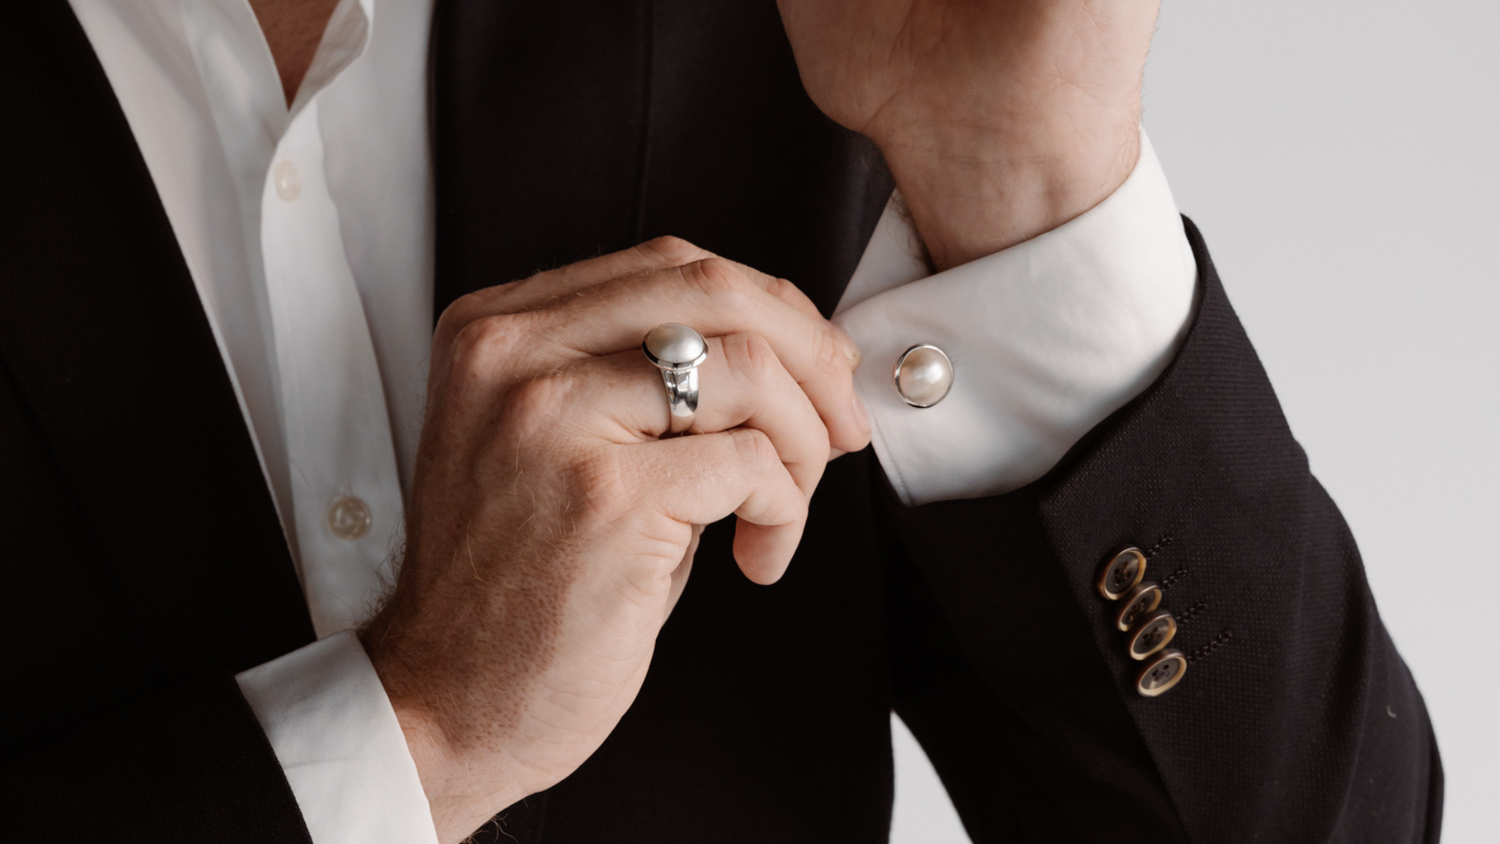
xmin=644 ymin=323 xmax=707 ymax=366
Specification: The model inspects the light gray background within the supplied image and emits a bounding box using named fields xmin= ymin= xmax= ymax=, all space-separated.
xmin=888 ymin=1 xmax=1500 ymax=841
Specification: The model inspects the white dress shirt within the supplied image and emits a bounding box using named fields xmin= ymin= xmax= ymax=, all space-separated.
xmin=69 ymin=0 xmax=438 ymax=839
xmin=837 ymin=134 xmax=1197 ymax=506
xmin=66 ymin=0 xmax=1196 ymax=841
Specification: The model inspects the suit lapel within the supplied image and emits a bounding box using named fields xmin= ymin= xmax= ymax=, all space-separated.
xmin=0 ymin=2 xmax=314 ymax=675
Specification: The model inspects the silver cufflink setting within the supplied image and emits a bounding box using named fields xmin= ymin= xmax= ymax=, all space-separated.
xmin=893 ymin=343 xmax=953 ymax=408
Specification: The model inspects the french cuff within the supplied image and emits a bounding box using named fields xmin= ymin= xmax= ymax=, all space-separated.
xmin=833 ymin=129 xmax=1199 ymax=507
xmin=235 ymin=630 xmax=439 ymax=844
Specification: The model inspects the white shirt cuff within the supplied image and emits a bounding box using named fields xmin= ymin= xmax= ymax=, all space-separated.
xmin=235 ymin=630 xmax=439 ymax=844
xmin=834 ymin=129 xmax=1198 ymax=506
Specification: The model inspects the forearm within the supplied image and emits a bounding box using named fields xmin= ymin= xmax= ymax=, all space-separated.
xmin=877 ymin=105 xmax=1141 ymax=271
xmin=859 ymin=1 xmax=1159 ymax=271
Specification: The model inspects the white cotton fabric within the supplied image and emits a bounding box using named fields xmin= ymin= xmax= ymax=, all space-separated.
xmin=835 ymin=131 xmax=1198 ymax=506
xmin=237 ymin=631 xmax=437 ymax=844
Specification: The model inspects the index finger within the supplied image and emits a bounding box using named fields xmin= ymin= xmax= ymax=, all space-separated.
xmin=441 ymin=236 xmax=714 ymax=329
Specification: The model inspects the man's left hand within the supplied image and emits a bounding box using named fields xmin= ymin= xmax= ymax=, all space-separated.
xmin=777 ymin=0 xmax=1160 ymax=269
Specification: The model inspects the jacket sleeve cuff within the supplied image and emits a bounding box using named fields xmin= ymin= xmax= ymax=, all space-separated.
xmin=235 ymin=630 xmax=440 ymax=844
xmin=833 ymin=129 xmax=1199 ymax=506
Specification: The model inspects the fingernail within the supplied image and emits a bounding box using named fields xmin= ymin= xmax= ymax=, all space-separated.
xmin=851 ymin=390 xmax=871 ymax=436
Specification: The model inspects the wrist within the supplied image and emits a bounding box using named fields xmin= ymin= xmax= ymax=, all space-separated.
xmin=390 ymin=699 xmax=520 ymax=843
xmin=875 ymin=114 xmax=1141 ymax=271
xmin=360 ymin=626 xmax=531 ymax=843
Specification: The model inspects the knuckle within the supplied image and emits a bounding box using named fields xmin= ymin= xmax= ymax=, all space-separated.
xmin=729 ymin=427 xmax=779 ymax=472
xmin=623 ymin=514 xmax=692 ymax=582
xmin=565 ymin=448 xmax=635 ymax=528
xmin=766 ymin=275 xmax=800 ymax=305
xmin=433 ymin=293 xmax=481 ymax=347
xmin=504 ymin=368 xmax=578 ymax=422
xmin=515 ymin=265 xmax=564 ymax=297
xmin=639 ymin=235 xmax=703 ymax=264
xmin=720 ymin=332 xmax=777 ymax=382
xmin=812 ymin=323 xmax=849 ymax=379
xmin=449 ymin=314 xmax=515 ymax=379
xmin=436 ymin=287 xmax=531 ymax=351
xmin=682 ymin=257 xmax=752 ymax=306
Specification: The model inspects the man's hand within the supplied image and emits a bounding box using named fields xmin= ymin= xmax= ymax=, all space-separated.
xmin=777 ymin=0 xmax=1159 ymax=269
xmin=359 ymin=238 xmax=869 ymax=843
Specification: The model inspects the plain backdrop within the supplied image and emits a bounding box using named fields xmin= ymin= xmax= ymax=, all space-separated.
xmin=888 ymin=0 xmax=1500 ymax=841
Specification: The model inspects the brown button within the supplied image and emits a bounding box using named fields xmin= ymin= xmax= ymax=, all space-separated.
xmin=1136 ymin=649 xmax=1187 ymax=697
xmin=1097 ymin=547 xmax=1147 ymax=600
xmin=1114 ymin=581 xmax=1162 ymax=631
xmin=1126 ymin=610 xmax=1177 ymax=660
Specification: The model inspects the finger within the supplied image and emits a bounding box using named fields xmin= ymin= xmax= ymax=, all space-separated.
xmin=629 ymin=428 xmax=807 ymax=584
xmin=438 ymin=237 xmax=715 ymax=332
xmin=537 ymin=258 xmax=870 ymax=452
xmin=533 ymin=332 xmax=830 ymax=499
xmin=664 ymin=525 xmax=703 ymax=618
xmin=443 ymin=238 xmax=829 ymax=332
xmin=709 ymin=258 xmax=861 ymax=370
xmin=712 ymin=257 xmax=820 ymax=320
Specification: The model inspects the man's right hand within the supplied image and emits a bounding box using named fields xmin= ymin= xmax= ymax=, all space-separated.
xmin=358 ymin=237 xmax=870 ymax=843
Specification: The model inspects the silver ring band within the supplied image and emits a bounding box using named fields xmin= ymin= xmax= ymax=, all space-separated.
xmin=642 ymin=323 xmax=708 ymax=436
xmin=659 ymin=367 xmax=699 ymax=434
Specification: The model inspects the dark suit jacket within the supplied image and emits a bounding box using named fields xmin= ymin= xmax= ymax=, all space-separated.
xmin=0 ymin=1 xmax=1442 ymax=842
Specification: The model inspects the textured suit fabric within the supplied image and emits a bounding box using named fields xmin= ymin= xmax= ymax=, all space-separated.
xmin=881 ymin=220 xmax=1442 ymax=844
xmin=0 ymin=0 xmax=1439 ymax=842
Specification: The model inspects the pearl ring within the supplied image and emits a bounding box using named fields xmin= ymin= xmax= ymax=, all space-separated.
xmin=642 ymin=323 xmax=708 ymax=435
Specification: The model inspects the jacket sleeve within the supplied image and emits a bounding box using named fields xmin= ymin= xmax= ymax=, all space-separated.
xmin=0 ymin=672 xmax=314 ymax=844
xmin=881 ymin=217 xmax=1442 ymax=844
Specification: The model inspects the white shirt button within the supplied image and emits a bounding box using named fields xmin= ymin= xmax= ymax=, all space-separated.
xmin=893 ymin=344 xmax=954 ymax=408
xmin=327 ymin=496 xmax=372 ymax=541
xmin=273 ymin=160 xmax=302 ymax=202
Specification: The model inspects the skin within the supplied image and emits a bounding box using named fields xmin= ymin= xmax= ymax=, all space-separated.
xmin=252 ymin=2 xmax=1157 ymax=841
xmin=247 ymin=0 xmax=341 ymax=106
xmin=364 ymin=242 xmax=868 ymax=838
xmin=777 ymin=0 xmax=1158 ymax=270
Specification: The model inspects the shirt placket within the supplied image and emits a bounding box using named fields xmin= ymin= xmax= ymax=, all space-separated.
xmin=261 ymin=97 xmax=404 ymax=637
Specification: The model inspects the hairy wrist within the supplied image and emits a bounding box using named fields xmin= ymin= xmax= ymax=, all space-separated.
xmin=874 ymin=111 xmax=1141 ymax=271
xmin=359 ymin=618 xmax=530 ymax=842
